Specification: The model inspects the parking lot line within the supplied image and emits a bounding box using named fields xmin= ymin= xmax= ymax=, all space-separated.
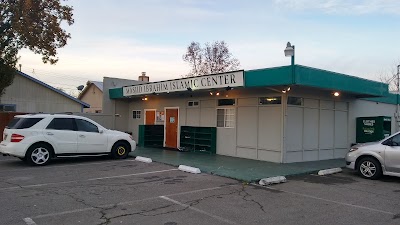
xmin=256 ymin=184 xmax=395 ymax=216
xmin=0 ymin=168 xmax=179 ymax=191
xmin=23 ymin=217 xmax=37 ymax=225
xmin=0 ymin=159 xmax=137 ymax=174
xmin=30 ymin=184 xmax=240 ymax=220
xmin=160 ymin=196 xmax=237 ymax=225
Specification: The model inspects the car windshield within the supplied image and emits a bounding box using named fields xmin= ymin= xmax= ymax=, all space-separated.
xmin=6 ymin=118 xmax=44 ymax=129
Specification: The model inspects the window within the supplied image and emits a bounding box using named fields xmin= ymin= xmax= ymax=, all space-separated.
xmin=218 ymin=99 xmax=235 ymax=106
xmin=259 ymin=97 xmax=281 ymax=105
xmin=287 ymin=96 xmax=303 ymax=106
xmin=75 ymin=119 xmax=99 ymax=133
xmin=217 ymin=108 xmax=235 ymax=128
xmin=6 ymin=118 xmax=44 ymax=129
xmin=391 ymin=134 xmax=400 ymax=146
xmin=187 ymin=101 xmax=199 ymax=107
xmin=95 ymin=110 xmax=102 ymax=113
xmin=46 ymin=118 xmax=75 ymax=131
xmin=133 ymin=110 xmax=141 ymax=119
xmin=0 ymin=104 xmax=16 ymax=112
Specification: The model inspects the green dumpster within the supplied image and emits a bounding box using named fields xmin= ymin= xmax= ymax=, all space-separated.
xmin=356 ymin=116 xmax=391 ymax=143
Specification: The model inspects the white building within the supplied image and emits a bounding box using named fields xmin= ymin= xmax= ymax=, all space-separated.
xmin=104 ymin=65 xmax=397 ymax=163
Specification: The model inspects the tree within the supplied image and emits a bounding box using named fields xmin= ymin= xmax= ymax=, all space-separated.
xmin=378 ymin=62 xmax=400 ymax=92
xmin=0 ymin=0 xmax=74 ymax=98
xmin=183 ymin=41 xmax=240 ymax=77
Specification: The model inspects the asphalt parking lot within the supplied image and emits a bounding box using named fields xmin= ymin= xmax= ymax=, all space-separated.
xmin=0 ymin=155 xmax=399 ymax=225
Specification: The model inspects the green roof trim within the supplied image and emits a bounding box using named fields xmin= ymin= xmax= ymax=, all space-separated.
xmin=362 ymin=93 xmax=400 ymax=105
xmin=245 ymin=66 xmax=292 ymax=87
xmin=245 ymin=65 xmax=389 ymax=98
xmin=109 ymin=65 xmax=390 ymax=100
xmin=295 ymin=65 xmax=388 ymax=97
xmin=109 ymin=88 xmax=123 ymax=99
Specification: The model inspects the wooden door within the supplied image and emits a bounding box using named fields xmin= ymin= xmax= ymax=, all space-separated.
xmin=145 ymin=110 xmax=156 ymax=125
xmin=165 ymin=108 xmax=178 ymax=148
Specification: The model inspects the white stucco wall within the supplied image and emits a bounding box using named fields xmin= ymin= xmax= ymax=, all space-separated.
xmin=348 ymin=99 xmax=397 ymax=144
xmin=126 ymin=88 xmax=285 ymax=162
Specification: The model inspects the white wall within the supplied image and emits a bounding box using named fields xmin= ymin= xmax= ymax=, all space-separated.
xmin=74 ymin=113 xmax=115 ymax=129
xmin=236 ymin=97 xmax=282 ymax=162
xmin=284 ymin=98 xmax=349 ymax=163
xmin=348 ymin=100 xmax=397 ymax=144
xmin=126 ymin=88 xmax=284 ymax=162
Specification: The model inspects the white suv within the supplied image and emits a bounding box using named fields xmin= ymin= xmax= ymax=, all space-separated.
xmin=0 ymin=114 xmax=136 ymax=166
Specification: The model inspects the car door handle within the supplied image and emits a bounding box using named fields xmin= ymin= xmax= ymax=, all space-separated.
xmin=46 ymin=132 xmax=54 ymax=136
xmin=79 ymin=134 xmax=85 ymax=138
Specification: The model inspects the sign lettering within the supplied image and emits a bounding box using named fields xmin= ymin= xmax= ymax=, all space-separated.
xmin=123 ymin=71 xmax=244 ymax=97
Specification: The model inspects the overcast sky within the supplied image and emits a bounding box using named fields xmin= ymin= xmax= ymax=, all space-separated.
xmin=17 ymin=0 xmax=400 ymax=94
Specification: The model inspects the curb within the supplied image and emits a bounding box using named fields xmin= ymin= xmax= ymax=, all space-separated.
xmin=178 ymin=165 xmax=201 ymax=174
xmin=135 ymin=156 xmax=153 ymax=163
xmin=259 ymin=176 xmax=287 ymax=185
xmin=317 ymin=167 xmax=342 ymax=176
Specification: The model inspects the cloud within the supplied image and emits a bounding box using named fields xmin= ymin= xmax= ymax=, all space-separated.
xmin=274 ymin=0 xmax=400 ymax=15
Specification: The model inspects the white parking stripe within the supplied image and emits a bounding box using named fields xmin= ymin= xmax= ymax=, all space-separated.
xmin=0 ymin=169 xmax=179 ymax=191
xmin=31 ymin=184 xmax=239 ymax=219
xmin=258 ymin=185 xmax=395 ymax=215
xmin=0 ymin=159 xmax=138 ymax=174
xmin=23 ymin=217 xmax=37 ymax=225
xmin=160 ymin=196 xmax=237 ymax=225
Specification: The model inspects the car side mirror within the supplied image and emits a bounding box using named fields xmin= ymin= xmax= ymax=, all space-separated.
xmin=99 ymin=129 xmax=104 ymax=134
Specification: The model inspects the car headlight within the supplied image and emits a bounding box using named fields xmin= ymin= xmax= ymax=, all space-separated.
xmin=349 ymin=147 xmax=358 ymax=152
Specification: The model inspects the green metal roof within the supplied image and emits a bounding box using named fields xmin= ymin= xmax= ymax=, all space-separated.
xmin=110 ymin=64 xmax=392 ymax=100
xmin=362 ymin=93 xmax=399 ymax=105
xmin=109 ymin=87 xmax=123 ymax=99
xmin=245 ymin=65 xmax=389 ymax=98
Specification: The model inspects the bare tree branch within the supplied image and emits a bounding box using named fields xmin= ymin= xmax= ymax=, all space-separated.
xmin=183 ymin=41 xmax=240 ymax=77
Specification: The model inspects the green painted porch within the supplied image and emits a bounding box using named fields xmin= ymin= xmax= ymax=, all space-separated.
xmin=130 ymin=147 xmax=346 ymax=182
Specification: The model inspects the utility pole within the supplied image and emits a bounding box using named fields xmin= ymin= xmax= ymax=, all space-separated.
xmin=397 ymin=65 xmax=400 ymax=131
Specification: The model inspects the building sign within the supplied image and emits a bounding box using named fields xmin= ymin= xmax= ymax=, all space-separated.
xmin=123 ymin=71 xmax=244 ymax=97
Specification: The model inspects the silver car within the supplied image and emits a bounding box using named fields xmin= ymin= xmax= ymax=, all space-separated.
xmin=346 ymin=131 xmax=400 ymax=179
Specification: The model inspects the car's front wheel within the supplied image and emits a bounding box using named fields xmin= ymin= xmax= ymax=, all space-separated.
xmin=111 ymin=141 xmax=130 ymax=159
xmin=357 ymin=157 xmax=382 ymax=179
xmin=26 ymin=143 xmax=52 ymax=166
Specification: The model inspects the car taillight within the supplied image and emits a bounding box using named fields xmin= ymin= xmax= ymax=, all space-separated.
xmin=11 ymin=134 xmax=24 ymax=143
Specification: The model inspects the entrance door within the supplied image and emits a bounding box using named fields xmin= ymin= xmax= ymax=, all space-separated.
xmin=165 ymin=108 xmax=179 ymax=148
xmin=145 ymin=109 xmax=156 ymax=125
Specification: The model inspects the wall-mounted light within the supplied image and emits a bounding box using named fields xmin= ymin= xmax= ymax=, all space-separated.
xmin=209 ymin=92 xmax=213 ymax=96
xmin=216 ymin=92 xmax=220 ymax=96
xmin=282 ymin=86 xmax=291 ymax=93
xmin=141 ymin=97 xmax=148 ymax=101
xmin=333 ymin=92 xmax=340 ymax=97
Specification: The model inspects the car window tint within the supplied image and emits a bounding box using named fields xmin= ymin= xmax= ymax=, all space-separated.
xmin=75 ymin=119 xmax=99 ymax=133
xmin=7 ymin=118 xmax=44 ymax=129
xmin=46 ymin=118 xmax=75 ymax=131
xmin=392 ymin=134 xmax=400 ymax=145
xmin=6 ymin=118 xmax=20 ymax=128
